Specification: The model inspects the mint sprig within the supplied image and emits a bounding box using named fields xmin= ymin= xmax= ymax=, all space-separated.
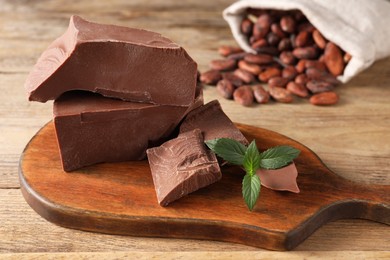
xmin=205 ymin=138 xmax=300 ymax=211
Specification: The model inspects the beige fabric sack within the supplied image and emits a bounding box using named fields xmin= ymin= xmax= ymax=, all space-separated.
xmin=223 ymin=0 xmax=390 ymax=82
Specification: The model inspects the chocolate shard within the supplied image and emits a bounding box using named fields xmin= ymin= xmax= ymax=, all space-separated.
xmin=146 ymin=129 xmax=221 ymax=206
xmin=53 ymin=89 xmax=203 ymax=172
xmin=25 ymin=15 xmax=197 ymax=106
xmin=179 ymin=100 xmax=248 ymax=145
xmin=256 ymin=162 xmax=300 ymax=193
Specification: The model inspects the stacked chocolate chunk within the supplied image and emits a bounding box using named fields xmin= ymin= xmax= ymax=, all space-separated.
xmin=25 ymin=16 xmax=200 ymax=171
xmin=26 ymin=16 xmax=249 ymax=206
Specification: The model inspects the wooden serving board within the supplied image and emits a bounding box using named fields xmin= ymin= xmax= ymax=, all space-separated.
xmin=19 ymin=122 xmax=389 ymax=251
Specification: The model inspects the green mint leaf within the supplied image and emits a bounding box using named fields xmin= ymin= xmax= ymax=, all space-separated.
xmin=242 ymin=173 xmax=261 ymax=211
xmin=259 ymin=145 xmax=300 ymax=169
xmin=205 ymin=138 xmax=247 ymax=165
xmin=243 ymin=140 xmax=261 ymax=175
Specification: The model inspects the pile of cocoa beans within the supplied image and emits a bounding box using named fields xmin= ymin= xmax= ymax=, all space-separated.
xmin=200 ymin=9 xmax=351 ymax=106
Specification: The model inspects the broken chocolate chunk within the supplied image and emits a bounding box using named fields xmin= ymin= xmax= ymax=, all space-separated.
xmin=53 ymin=90 xmax=202 ymax=172
xmin=256 ymin=162 xmax=300 ymax=193
xmin=25 ymin=15 xmax=197 ymax=106
xmin=179 ymin=100 xmax=248 ymax=145
xmin=146 ymin=129 xmax=221 ymax=206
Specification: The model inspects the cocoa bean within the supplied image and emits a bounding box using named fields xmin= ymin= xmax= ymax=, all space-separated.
xmin=312 ymin=29 xmax=327 ymax=49
xmin=255 ymin=46 xmax=279 ymax=56
xmin=268 ymin=76 xmax=289 ymax=88
xmin=295 ymin=59 xmax=307 ymax=73
xmin=257 ymin=13 xmax=272 ymax=27
xmin=295 ymin=31 xmax=309 ymax=47
xmin=271 ymin=23 xmax=286 ymax=38
xmin=218 ymin=46 xmax=243 ymax=57
xmin=318 ymin=54 xmax=325 ymax=63
xmin=310 ymin=91 xmax=339 ymax=106
xmin=238 ymin=60 xmax=262 ymax=75
xmin=306 ymin=68 xmax=340 ymax=85
xmin=249 ymin=35 xmax=258 ymax=44
xmin=306 ymin=80 xmax=335 ymax=93
xmin=241 ymin=18 xmax=253 ymax=36
xmin=290 ymin=34 xmax=296 ymax=49
xmin=324 ymin=42 xmax=344 ymax=76
xmin=313 ymin=30 xmax=326 ymax=49
xmin=227 ymin=52 xmax=247 ymax=61
xmin=233 ymin=86 xmax=254 ymax=106
xmin=209 ymin=59 xmax=237 ymax=71
xmin=297 ymin=22 xmax=315 ymax=33
xmin=253 ymin=14 xmax=271 ymax=39
xmin=216 ymin=79 xmax=235 ymax=99
xmin=305 ymin=60 xmax=326 ymax=71
xmin=319 ymin=74 xmax=341 ymax=85
xmin=234 ymin=69 xmax=256 ymax=84
xmin=253 ymin=85 xmax=270 ymax=103
xmin=292 ymin=46 xmax=317 ymax=59
xmin=244 ymin=53 xmax=274 ymax=64
xmin=269 ymin=86 xmax=293 ymax=103
xmin=306 ymin=67 xmax=327 ymax=79
xmin=282 ymin=65 xmax=298 ymax=80
xmin=280 ymin=16 xmax=296 ymax=33
xmin=286 ymin=81 xmax=309 ymax=98
xmin=222 ymin=72 xmax=243 ymax=87
xmin=279 ymin=51 xmax=296 ymax=65
xmin=251 ymin=38 xmax=268 ymax=49
xmin=258 ymin=67 xmax=281 ymax=82
xmin=278 ymin=38 xmax=292 ymax=52
xmin=200 ymin=70 xmax=222 ymax=85
xmin=267 ymin=32 xmax=280 ymax=46
xmin=295 ymin=73 xmax=309 ymax=85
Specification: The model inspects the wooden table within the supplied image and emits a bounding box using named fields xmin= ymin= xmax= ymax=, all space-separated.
xmin=1 ymin=0 xmax=389 ymax=258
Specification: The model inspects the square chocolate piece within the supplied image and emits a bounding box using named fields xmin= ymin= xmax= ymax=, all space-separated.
xmin=146 ymin=129 xmax=221 ymax=206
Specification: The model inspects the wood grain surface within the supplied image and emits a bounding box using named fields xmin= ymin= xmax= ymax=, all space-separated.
xmin=2 ymin=251 xmax=390 ymax=260
xmin=1 ymin=0 xmax=389 ymax=257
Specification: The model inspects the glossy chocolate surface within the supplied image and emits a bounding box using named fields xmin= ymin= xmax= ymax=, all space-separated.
xmin=26 ymin=16 xmax=197 ymax=106
xmin=180 ymin=100 xmax=248 ymax=145
xmin=53 ymin=90 xmax=202 ymax=171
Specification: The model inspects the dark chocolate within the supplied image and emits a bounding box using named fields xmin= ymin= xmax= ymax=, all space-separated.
xmin=25 ymin=15 xmax=197 ymax=106
xmin=179 ymin=100 xmax=248 ymax=145
xmin=146 ymin=129 xmax=221 ymax=206
xmin=53 ymin=89 xmax=203 ymax=172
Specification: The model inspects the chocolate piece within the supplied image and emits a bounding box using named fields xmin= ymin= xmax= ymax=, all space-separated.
xmin=146 ymin=129 xmax=221 ymax=206
xmin=25 ymin=16 xmax=197 ymax=106
xmin=179 ymin=100 xmax=248 ymax=145
xmin=256 ymin=162 xmax=300 ymax=193
xmin=54 ymin=90 xmax=203 ymax=172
